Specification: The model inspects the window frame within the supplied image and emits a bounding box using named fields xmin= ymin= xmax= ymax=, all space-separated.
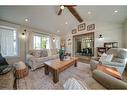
xmin=33 ymin=33 xmax=50 ymax=50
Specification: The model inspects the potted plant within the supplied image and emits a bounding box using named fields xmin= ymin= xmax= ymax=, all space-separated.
xmin=59 ymin=49 xmax=64 ymax=61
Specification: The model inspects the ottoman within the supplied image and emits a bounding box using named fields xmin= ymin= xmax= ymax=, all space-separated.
xmin=14 ymin=61 xmax=28 ymax=79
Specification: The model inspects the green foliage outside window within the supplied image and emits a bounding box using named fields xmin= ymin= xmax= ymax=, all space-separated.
xmin=41 ymin=36 xmax=46 ymax=48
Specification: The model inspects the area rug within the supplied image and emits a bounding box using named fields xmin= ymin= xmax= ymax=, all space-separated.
xmin=16 ymin=62 xmax=95 ymax=89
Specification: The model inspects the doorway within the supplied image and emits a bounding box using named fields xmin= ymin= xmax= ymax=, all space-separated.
xmin=73 ymin=32 xmax=94 ymax=57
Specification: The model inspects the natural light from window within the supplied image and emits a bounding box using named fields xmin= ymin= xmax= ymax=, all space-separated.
xmin=0 ymin=26 xmax=18 ymax=57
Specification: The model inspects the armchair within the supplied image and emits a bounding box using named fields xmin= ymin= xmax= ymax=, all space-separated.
xmin=90 ymin=48 xmax=127 ymax=74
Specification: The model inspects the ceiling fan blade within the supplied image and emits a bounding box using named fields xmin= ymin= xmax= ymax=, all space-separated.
xmin=67 ymin=6 xmax=83 ymax=23
xmin=58 ymin=8 xmax=62 ymax=15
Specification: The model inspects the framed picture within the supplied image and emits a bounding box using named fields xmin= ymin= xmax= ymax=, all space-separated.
xmin=87 ymin=24 xmax=95 ymax=31
xmin=72 ymin=29 xmax=77 ymax=34
xmin=78 ymin=23 xmax=86 ymax=31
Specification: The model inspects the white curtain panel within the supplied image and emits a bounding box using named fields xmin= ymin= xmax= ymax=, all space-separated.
xmin=0 ymin=28 xmax=14 ymax=56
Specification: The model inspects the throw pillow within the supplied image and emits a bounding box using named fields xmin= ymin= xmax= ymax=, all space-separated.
xmin=34 ymin=50 xmax=41 ymax=58
xmin=99 ymin=53 xmax=113 ymax=62
xmin=63 ymin=78 xmax=87 ymax=90
xmin=41 ymin=50 xmax=48 ymax=57
xmin=99 ymin=53 xmax=107 ymax=62
xmin=106 ymin=54 xmax=113 ymax=62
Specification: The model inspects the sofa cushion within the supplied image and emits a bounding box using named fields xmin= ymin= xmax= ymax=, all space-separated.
xmin=112 ymin=58 xmax=125 ymax=63
xmin=41 ymin=50 xmax=48 ymax=57
xmin=33 ymin=50 xmax=41 ymax=58
xmin=92 ymin=70 xmax=127 ymax=89
xmin=107 ymin=48 xmax=119 ymax=57
xmin=118 ymin=49 xmax=127 ymax=59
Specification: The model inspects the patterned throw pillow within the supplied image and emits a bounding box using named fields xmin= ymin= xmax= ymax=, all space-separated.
xmin=63 ymin=78 xmax=87 ymax=90
xmin=34 ymin=50 xmax=41 ymax=58
xmin=41 ymin=50 xmax=48 ymax=57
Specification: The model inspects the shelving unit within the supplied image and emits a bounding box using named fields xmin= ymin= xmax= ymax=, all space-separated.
xmin=97 ymin=42 xmax=118 ymax=57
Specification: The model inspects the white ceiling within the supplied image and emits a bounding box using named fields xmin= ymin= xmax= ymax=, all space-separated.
xmin=0 ymin=6 xmax=127 ymax=35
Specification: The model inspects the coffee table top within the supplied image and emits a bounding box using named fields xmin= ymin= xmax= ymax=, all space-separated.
xmin=97 ymin=64 xmax=122 ymax=79
xmin=44 ymin=57 xmax=78 ymax=70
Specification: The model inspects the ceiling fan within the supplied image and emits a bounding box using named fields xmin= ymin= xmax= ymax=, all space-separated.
xmin=57 ymin=5 xmax=83 ymax=23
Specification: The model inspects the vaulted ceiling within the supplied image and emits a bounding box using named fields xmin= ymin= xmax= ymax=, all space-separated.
xmin=0 ymin=6 xmax=127 ymax=35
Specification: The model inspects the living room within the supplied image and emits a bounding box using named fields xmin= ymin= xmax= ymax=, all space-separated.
xmin=0 ymin=5 xmax=127 ymax=90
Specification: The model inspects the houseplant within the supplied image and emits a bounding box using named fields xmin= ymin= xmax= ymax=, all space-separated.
xmin=59 ymin=49 xmax=64 ymax=61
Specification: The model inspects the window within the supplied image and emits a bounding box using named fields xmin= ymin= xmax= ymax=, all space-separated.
xmin=0 ymin=26 xmax=18 ymax=57
xmin=33 ymin=33 xmax=50 ymax=49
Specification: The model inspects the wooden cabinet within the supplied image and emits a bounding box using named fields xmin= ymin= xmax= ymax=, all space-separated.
xmin=104 ymin=42 xmax=118 ymax=48
xmin=97 ymin=42 xmax=118 ymax=57
xmin=97 ymin=47 xmax=107 ymax=57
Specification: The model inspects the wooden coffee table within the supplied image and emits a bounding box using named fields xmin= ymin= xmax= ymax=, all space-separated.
xmin=97 ymin=64 xmax=122 ymax=80
xmin=44 ymin=57 xmax=78 ymax=83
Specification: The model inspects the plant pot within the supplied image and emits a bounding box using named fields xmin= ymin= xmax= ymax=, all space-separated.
xmin=59 ymin=54 xmax=64 ymax=61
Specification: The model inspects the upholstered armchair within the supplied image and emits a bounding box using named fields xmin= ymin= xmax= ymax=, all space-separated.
xmin=90 ymin=48 xmax=127 ymax=74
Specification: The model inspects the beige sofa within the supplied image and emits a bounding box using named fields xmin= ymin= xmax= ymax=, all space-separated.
xmin=26 ymin=49 xmax=59 ymax=70
xmin=63 ymin=69 xmax=127 ymax=90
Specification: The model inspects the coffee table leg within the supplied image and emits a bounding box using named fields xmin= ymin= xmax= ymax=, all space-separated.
xmin=45 ymin=65 xmax=49 ymax=75
xmin=53 ymin=70 xmax=59 ymax=83
xmin=74 ymin=60 xmax=77 ymax=67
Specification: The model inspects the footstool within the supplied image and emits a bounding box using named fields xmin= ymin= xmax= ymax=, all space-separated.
xmin=13 ymin=61 xmax=28 ymax=79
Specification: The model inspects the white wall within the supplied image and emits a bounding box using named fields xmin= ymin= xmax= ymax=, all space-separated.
xmin=123 ymin=19 xmax=127 ymax=48
xmin=65 ymin=21 xmax=124 ymax=56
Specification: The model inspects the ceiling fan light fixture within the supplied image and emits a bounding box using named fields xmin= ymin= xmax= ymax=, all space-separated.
xmin=65 ymin=22 xmax=68 ymax=24
xmin=25 ymin=18 xmax=28 ymax=22
xmin=60 ymin=5 xmax=65 ymax=10
xmin=88 ymin=11 xmax=91 ymax=15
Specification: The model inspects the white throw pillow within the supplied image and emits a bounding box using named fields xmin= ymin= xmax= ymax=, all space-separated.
xmin=99 ymin=53 xmax=108 ymax=62
xmin=106 ymin=54 xmax=113 ymax=62
xmin=99 ymin=53 xmax=113 ymax=62
xmin=63 ymin=78 xmax=87 ymax=90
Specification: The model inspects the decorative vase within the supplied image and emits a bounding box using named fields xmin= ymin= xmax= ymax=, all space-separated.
xmin=59 ymin=54 xmax=64 ymax=61
xmin=59 ymin=49 xmax=64 ymax=61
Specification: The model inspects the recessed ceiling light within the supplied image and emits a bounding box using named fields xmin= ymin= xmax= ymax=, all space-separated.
xmin=88 ymin=11 xmax=91 ymax=14
xmin=65 ymin=22 xmax=68 ymax=24
xmin=25 ymin=18 xmax=28 ymax=22
xmin=57 ymin=30 xmax=60 ymax=32
xmin=60 ymin=5 xmax=64 ymax=10
xmin=114 ymin=10 xmax=118 ymax=13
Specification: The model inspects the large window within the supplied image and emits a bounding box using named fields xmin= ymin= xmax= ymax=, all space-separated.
xmin=33 ymin=34 xmax=50 ymax=49
xmin=0 ymin=26 xmax=18 ymax=57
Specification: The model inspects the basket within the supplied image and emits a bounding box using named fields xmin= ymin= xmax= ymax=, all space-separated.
xmin=15 ymin=67 xmax=28 ymax=79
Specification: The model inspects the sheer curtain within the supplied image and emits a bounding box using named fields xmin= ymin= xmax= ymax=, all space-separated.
xmin=0 ymin=28 xmax=15 ymax=56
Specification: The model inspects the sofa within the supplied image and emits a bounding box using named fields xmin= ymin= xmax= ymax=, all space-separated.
xmin=63 ymin=69 xmax=127 ymax=90
xmin=90 ymin=48 xmax=127 ymax=74
xmin=26 ymin=49 xmax=59 ymax=70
